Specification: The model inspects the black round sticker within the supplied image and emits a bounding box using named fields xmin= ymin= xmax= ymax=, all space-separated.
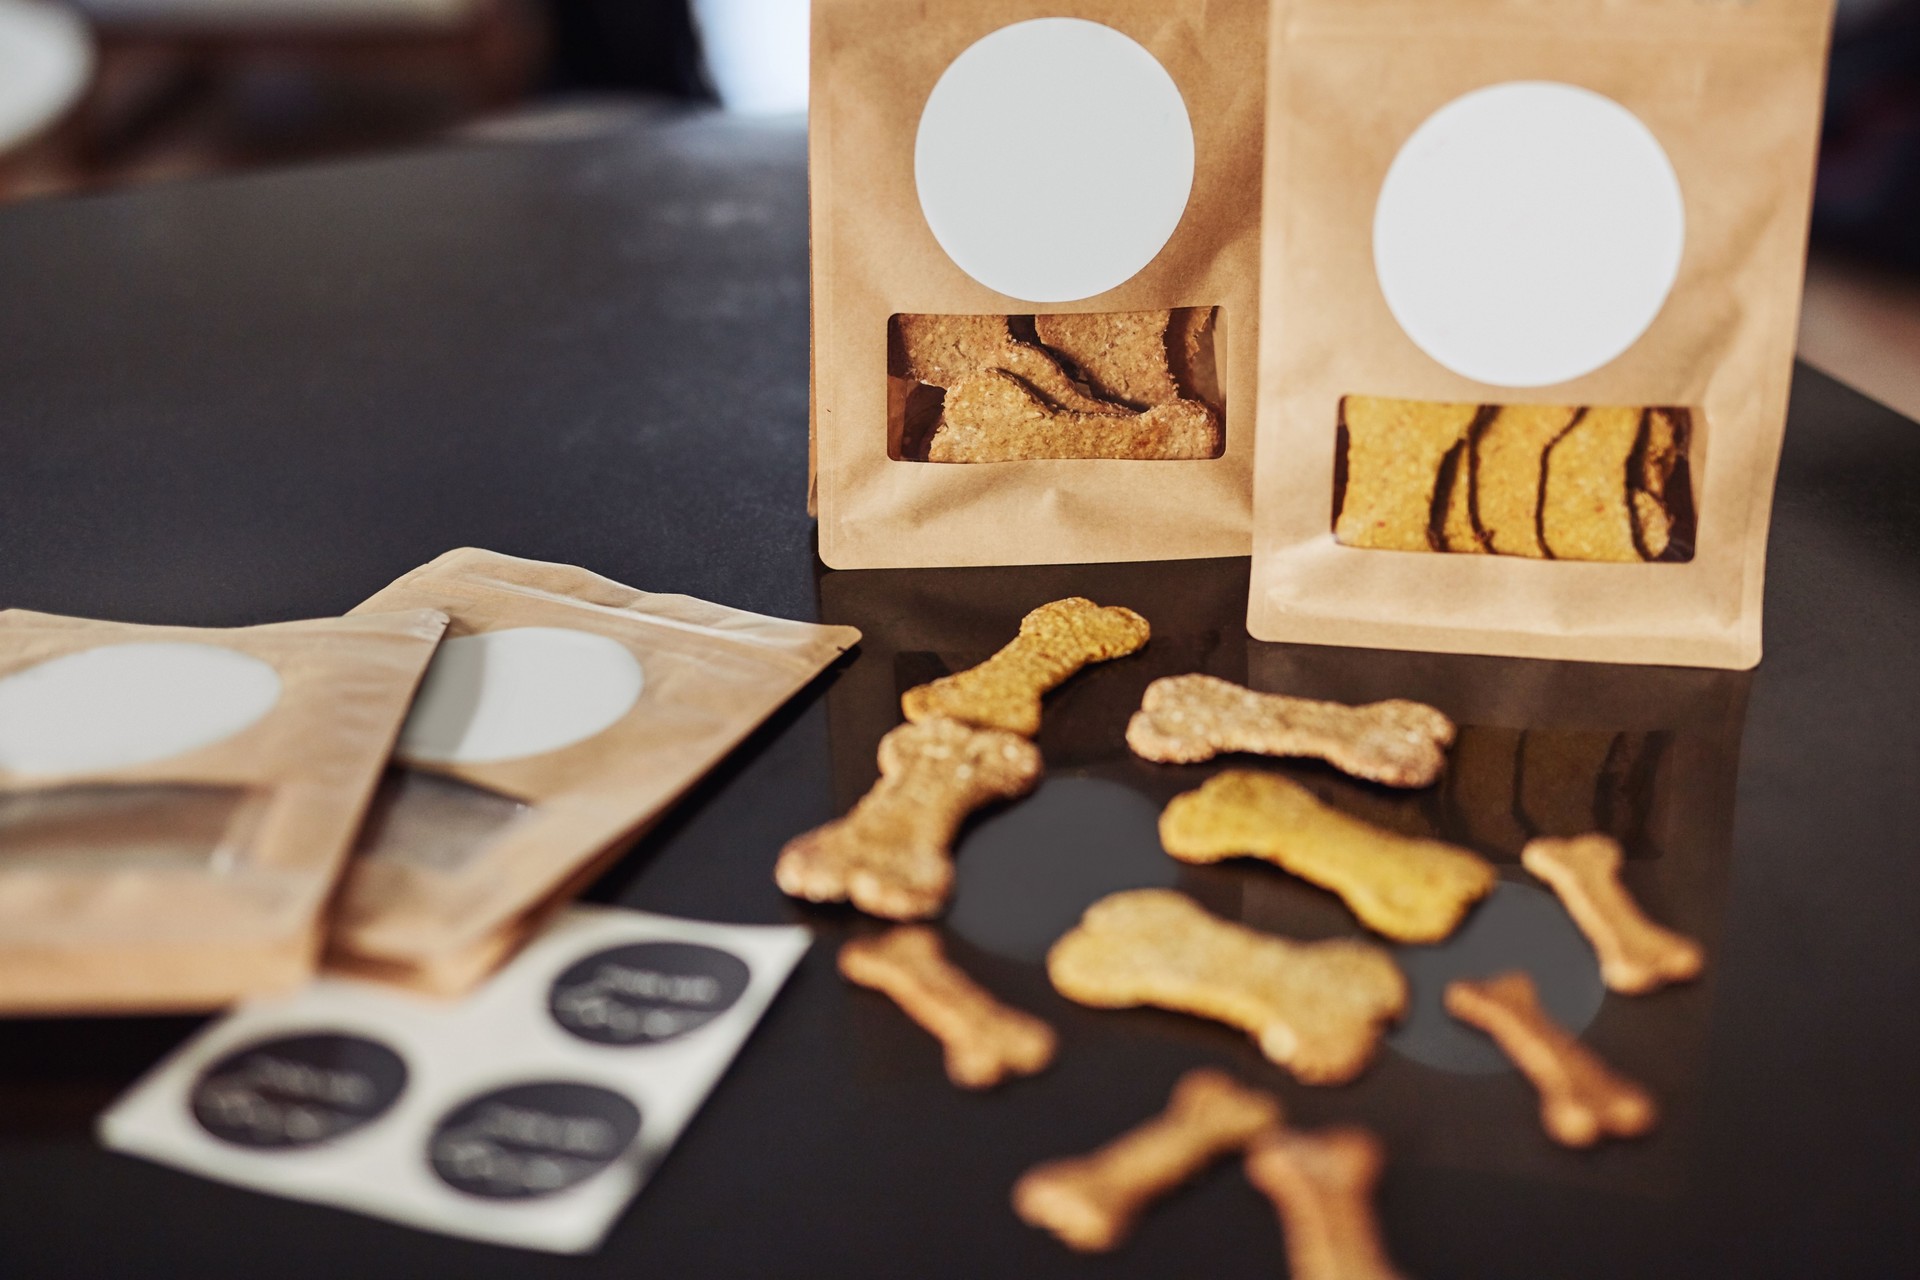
xmin=427 ymin=1081 xmax=640 ymax=1200
xmin=547 ymin=942 xmax=751 ymax=1046
xmin=190 ymin=1032 xmax=407 ymax=1150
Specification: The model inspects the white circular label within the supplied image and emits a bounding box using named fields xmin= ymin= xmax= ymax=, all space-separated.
xmin=0 ymin=642 xmax=282 ymax=777
xmin=397 ymin=627 xmax=643 ymax=766
xmin=1373 ymin=82 xmax=1684 ymax=388
xmin=915 ymin=19 xmax=1194 ymax=303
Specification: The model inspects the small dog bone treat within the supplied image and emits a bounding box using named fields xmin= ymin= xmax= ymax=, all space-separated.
xmin=1335 ymin=396 xmax=1480 ymax=552
xmin=1473 ymin=403 xmax=1582 ymax=557
xmin=1047 ymin=889 xmax=1407 ymax=1085
xmin=1522 ymin=834 xmax=1704 ymax=994
xmin=839 ymin=926 xmax=1056 ymax=1089
xmin=1159 ymin=771 xmax=1496 ymax=944
xmin=775 ymin=718 xmax=1041 ymax=919
xmin=902 ymin=597 xmax=1150 ymax=737
xmin=928 ymin=371 xmax=1222 ymax=463
xmin=1125 ymin=673 xmax=1456 ymax=788
xmin=1244 ymin=1126 xmax=1406 ymax=1280
xmin=1013 ymin=1068 xmax=1283 ymax=1252
xmin=895 ymin=313 xmax=1118 ymax=414
xmin=1033 ymin=310 xmax=1184 ymax=408
xmin=1445 ymin=971 xmax=1658 ymax=1147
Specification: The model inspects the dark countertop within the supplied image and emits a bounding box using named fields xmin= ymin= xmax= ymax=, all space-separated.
xmin=2 ymin=104 xmax=1917 ymax=1279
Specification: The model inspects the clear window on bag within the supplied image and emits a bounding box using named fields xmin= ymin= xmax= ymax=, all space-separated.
xmin=0 ymin=784 xmax=269 ymax=873
xmin=352 ymin=770 xmax=535 ymax=876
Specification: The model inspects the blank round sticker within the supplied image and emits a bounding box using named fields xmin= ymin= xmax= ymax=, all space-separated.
xmin=1374 ymin=82 xmax=1685 ymax=388
xmin=915 ymin=19 xmax=1193 ymax=303
xmin=397 ymin=628 xmax=643 ymax=766
xmin=0 ymin=643 xmax=282 ymax=777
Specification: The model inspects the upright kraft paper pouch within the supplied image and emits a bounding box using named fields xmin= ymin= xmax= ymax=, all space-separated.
xmin=1250 ymin=0 xmax=1834 ymax=667
xmin=811 ymin=0 xmax=1265 ymax=567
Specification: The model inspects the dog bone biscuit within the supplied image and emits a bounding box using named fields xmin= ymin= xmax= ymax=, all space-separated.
xmin=1522 ymin=834 xmax=1703 ymax=995
xmin=1445 ymin=971 xmax=1657 ymax=1147
xmin=1540 ymin=404 xmax=1645 ymax=562
xmin=1013 ymin=1068 xmax=1283 ymax=1252
xmin=1245 ymin=1126 xmax=1406 ymax=1280
xmin=1033 ymin=310 xmax=1184 ymax=408
xmin=902 ymin=596 xmax=1149 ymax=736
xmin=1335 ymin=396 xmax=1481 ymax=552
xmin=1126 ymin=673 xmax=1456 ymax=788
xmin=839 ymin=927 xmax=1056 ymax=1089
xmin=1047 ymin=889 xmax=1407 ymax=1085
xmin=1437 ymin=426 xmax=1489 ymax=553
xmin=895 ymin=313 xmax=1118 ymax=415
xmin=775 ymin=718 xmax=1042 ymax=919
xmin=1631 ymin=407 xmax=1689 ymax=560
xmin=928 ymin=370 xmax=1221 ymax=462
xmin=1159 ymin=771 xmax=1496 ymax=944
xmin=1471 ymin=404 xmax=1581 ymax=558
xmin=1166 ymin=306 xmax=1222 ymax=413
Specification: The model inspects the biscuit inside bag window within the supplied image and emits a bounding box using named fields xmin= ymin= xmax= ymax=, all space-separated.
xmin=888 ymin=309 xmax=1225 ymax=462
xmin=1332 ymin=396 xmax=1695 ymax=563
xmin=0 ymin=784 xmax=267 ymax=873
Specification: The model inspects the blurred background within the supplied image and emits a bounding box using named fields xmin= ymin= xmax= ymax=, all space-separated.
xmin=0 ymin=0 xmax=1914 ymax=418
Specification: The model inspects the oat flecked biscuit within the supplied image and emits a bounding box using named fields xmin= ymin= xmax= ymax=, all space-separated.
xmin=775 ymin=718 xmax=1041 ymax=919
xmin=894 ymin=313 xmax=1117 ymax=414
xmin=1245 ymin=1127 xmax=1406 ymax=1280
xmin=1047 ymin=889 xmax=1407 ymax=1085
xmin=1334 ymin=396 xmax=1480 ymax=552
xmin=1167 ymin=307 xmax=1223 ymax=413
xmin=1472 ymin=404 xmax=1582 ymax=558
xmin=1126 ymin=674 xmax=1456 ymax=788
xmin=1437 ymin=425 xmax=1490 ymax=553
xmin=1033 ymin=310 xmax=1184 ymax=408
xmin=902 ymin=597 xmax=1149 ymax=736
xmin=1445 ymin=971 xmax=1657 ymax=1147
xmin=1013 ymin=1068 xmax=1283 ymax=1253
xmin=1540 ymin=404 xmax=1645 ymax=562
xmin=1159 ymin=771 xmax=1496 ymax=944
xmin=840 ymin=927 xmax=1056 ymax=1089
xmin=928 ymin=370 xmax=1221 ymax=463
xmin=1522 ymin=834 xmax=1703 ymax=995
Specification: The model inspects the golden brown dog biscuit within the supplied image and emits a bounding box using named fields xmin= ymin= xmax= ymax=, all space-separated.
xmin=839 ymin=927 xmax=1056 ymax=1089
xmin=1445 ymin=971 xmax=1657 ymax=1147
xmin=1436 ymin=428 xmax=1490 ymax=553
xmin=902 ymin=597 xmax=1149 ymax=737
xmin=1245 ymin=1127 xmax=1406 ymax=1280
xmin=1125 ymin=674 xmax=1456 ymax=788
xmin=928 ymin=370 xmax=1221 ymax=462
xmin=1033 ymin=310 xmax=1184 ymax=409
xmin=1159 ymin=771 xmax=1496 ymax=944
xmin=775 ymin=718 xmax=1042 ymax=919
xmin=1334 ymin=396 xmax=1480 ymax=552
xmin=1631 ymin=407 xmax=1689 ymax=560
xmin=1522 ymin=834 xmax=1703 ymax=995
xmin=1471 ymin=403 xmax=1581 ymax=558
xmin=1013 ymin=1068 xmax=1283 ymax=1252
xmin=1166 ymin=306 xmax=1223 ymax=413
xmin=1540 ymin=404 xmax=1644 ymax=562
xmin=894 ymin=313 xmax=1117 ymax=415
xmin=1047 ymin=889 xmax=1407 ymax=1085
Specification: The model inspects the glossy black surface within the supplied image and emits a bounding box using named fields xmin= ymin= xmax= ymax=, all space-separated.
xmin=2 ymin=106 xmax=1918 ymax=1279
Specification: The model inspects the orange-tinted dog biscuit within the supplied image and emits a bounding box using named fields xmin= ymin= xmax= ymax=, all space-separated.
xmin=1245 ymin=1127 xmax=1406 ymax=1280
xmin=1034 ymin=310 xmax=1183 ymax=409
xmin=1334 ymin=396 xmax=1480 ymax=552
xmin=1472 ymin=404 xmax=1581 ymax=557
xmin=928 ymin=371 xmax=1221 ymax=462
xmin=1522 ymin=834 xmax=1703 ymax=994
xmin=1540 ymin=404 xmax=1644 ymax=562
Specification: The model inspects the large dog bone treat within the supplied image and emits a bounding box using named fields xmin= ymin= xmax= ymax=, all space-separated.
xmin=1473 ymin=403 xmax=1582 ymax=558
xmin=1244 ymin=1127 xmax=1406 ymax=1280
xmin=1047 ymin=889 xmax=1407 ymax=1085
xmin=1445 ymin=971 xmax=1657 ymax=1147
xmin=1013 ymin=1068 xmax=1283 ymax=1252
xmin=902 ymin=597 xmax=1150 ymax=737
xmin=1522 ymin=835 xmax=1703 ymax=995
xmin=1159 ymin=771 xmax=1496 ymax=944
xmin=928 ymin=370 xmax=1222 ymax=463
xmin=895 ymin=313 xmax=1119 ymax=414
xmin=775 ymin=719 xmax=1042 ymax=919
xmin=1335 ymin=395 xmax=1480 ymax=552
xmin=839 ymin=927 xmax=1057 ymax=1089
xmin=1126 ymin=673 xmax=1456 ymax=787
xmin=1033 ymin=310 xmax=1184 ymax=408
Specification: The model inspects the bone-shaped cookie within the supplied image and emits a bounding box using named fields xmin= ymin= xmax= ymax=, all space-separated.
xmin=1047 ymin=889 xmax=1406 ymax=1085
xmin=928 ymin=370 xmax=1221 ymax=463
xmin=1033 ymin=310 xmax=1183 ymax=408
xmin=1013 ymin=1068 xmax=1283 ymax=1252
xmin=1159 ymin=771 xmax=1496 ymax=944
xmin=1126 ymin=674 xmax=1456 ymax=788
xmin=1244 ymin=1127 xmax=1406 ymax=1280
xmin=775 ymin=718 xmax=1042 ymax=919
xmin=839 ymin=927 xmax=1056 ymax=1089
xmin=1445 ymin=971 xmax=1657 ymax=1147
xmin=901 ymin=597 xmax=1150 ymax=737
xmin=1522 ymin=834 xmax=1703 ymax=995
xmin=895 ymin=313 xmax=1119 ymax=414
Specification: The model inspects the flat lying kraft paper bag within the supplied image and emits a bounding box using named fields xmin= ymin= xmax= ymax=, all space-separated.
xmin=810 ymin=0 xmax=1265 ymax=567
xmin=329 ymin=549 xmax=859 ymax=993
xmin=1250 ymin=0 xmax=1834 ymax=667
xmin=0 ymin=608 xmax=449 ymax=1014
